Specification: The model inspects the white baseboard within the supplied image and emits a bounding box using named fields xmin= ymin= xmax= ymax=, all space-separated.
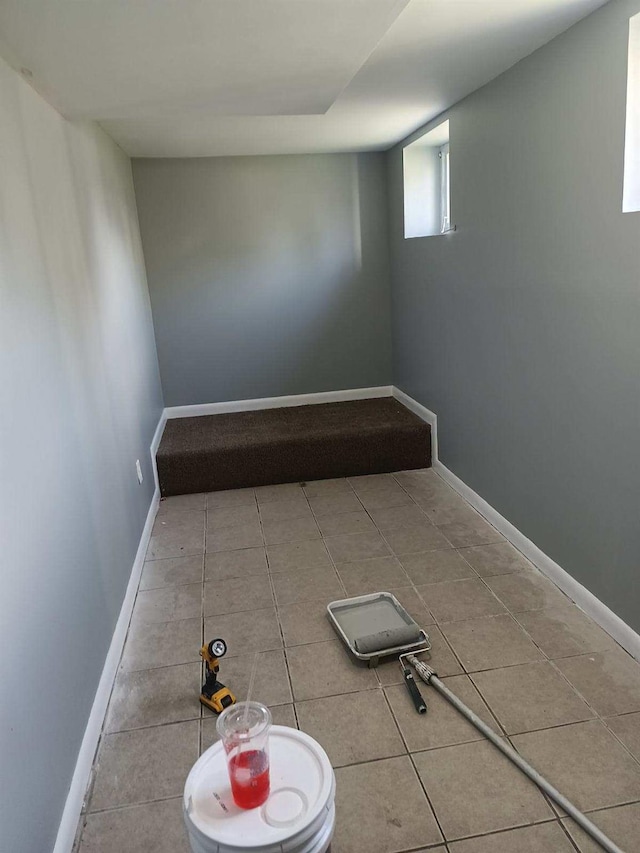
xmin=164 ymin=385 xmax=393 ymax=420
xmin=392 ymin=386 xmax=640 ymax=662
xmin=53 ymin=483 xmax=160 ymax=853
xmin=392 ymin=386 xmax=438 ymax=461
xmin=150 ymin=409 xmax=167 ymax=494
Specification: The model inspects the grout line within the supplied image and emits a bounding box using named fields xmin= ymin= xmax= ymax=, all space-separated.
xmin=101 ymin=717 xmax=202 ymax=737
xmin=405 ymin=749 xmax=448 ymax=848
xmin=290 ymin=698 xmax=300 ymax=731
xmin=103 ymin=657 xmax=203 ymax=674
xmin=304 ymin=489 xmax=349 ymax=601
xmin=437 ymin=817 xmax=575 ymax=848
xmin=257 ymin=489 xmax=298 ymax=710
xmin=105 ymin=706 xmax=280 ymax=737
xmin=84 ymin=794 xmax=184 ymax=817
xmin=558 ymin=819 xmax=584 ymax=853
xmin=199 ymin=497 xmax=208 ymax=745
xmin=442 ymin=673 xmax=510 ymax=738
xmin=378 ymin=683 xmax=412 ymax=757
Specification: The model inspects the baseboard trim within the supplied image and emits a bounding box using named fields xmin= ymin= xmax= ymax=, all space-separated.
xmin=392 ymin=387 xmax=640 ymax=662
xmin=53 ymin=485 xmax=159 ymax=853
xmin=164 ymin=386 xmax=394 ymax=420
xmin=150 ymin=409 xmax=167 ymax=494
xmin=392 ymin=386 xmax=438 ymax=461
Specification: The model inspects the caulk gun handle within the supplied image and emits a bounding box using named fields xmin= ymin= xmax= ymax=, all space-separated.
xmin=403 ymin=665 xmax=427 ymax=714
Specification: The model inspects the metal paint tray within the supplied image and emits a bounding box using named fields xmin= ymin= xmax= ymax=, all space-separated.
xmin=327 ymin=591 xmax=430 ymax=667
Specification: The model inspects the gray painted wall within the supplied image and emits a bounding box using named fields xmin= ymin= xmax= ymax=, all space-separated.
xmin=133 ymin=153 xmax=392 ymax=406
xmin=0 ymin=57 xmax=163 ymax=852
xmin=388 ymin=0 xmax=640 ymax=630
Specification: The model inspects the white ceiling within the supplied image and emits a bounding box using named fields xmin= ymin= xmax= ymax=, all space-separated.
xmin=0 ymin=0 xmax=608 ymax=157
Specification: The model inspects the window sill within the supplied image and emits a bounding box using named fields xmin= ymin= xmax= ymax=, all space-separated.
xmin=404 ymin=224 xmax=457 ymax=240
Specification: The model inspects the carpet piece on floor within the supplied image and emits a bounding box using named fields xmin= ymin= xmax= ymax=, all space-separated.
xmin=157 ymin=396 xmax=431 ymax=496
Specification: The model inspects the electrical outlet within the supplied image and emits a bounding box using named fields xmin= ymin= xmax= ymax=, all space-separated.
xmin=135 ymin=459 xmax=143 ymax=484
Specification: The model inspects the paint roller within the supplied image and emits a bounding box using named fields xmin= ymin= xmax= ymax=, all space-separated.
xmin=353 ymin=623 xmax=423 ymax=655
xmin=354 ymin=624 xmax=427 ymax=714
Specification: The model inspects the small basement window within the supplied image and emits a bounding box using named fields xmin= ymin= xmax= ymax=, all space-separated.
xmin=403 ymin=120 xmax=452 ymax=238
xmin=624 ymin=12 xmax=640 ymax=212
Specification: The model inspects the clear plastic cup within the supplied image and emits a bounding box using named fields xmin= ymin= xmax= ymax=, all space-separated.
xmin=216 ymin=701 xmax=272 ymax=809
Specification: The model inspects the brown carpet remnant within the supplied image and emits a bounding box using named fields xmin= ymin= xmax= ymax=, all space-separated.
xmin=157 ymin=397 xmax=431 ymax=496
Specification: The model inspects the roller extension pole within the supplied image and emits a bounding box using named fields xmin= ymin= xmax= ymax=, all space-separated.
xmin=405 ymin=656 xmax=624 ymax=853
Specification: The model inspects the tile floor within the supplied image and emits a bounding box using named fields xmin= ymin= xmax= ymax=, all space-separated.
xmin=75 ymin=469 xmax=640 ymax=852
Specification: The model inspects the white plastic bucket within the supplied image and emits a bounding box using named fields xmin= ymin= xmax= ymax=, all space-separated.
xmin=184 ymin=725 xmax=336 ymax=853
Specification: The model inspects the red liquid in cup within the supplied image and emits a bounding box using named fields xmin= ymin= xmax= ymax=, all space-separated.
xmin=229 ymin=749 xmax=270 ymax=809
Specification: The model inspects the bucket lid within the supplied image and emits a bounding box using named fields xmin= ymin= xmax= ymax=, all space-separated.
xmin=184 ymin=725 xmax=335 ymax=851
